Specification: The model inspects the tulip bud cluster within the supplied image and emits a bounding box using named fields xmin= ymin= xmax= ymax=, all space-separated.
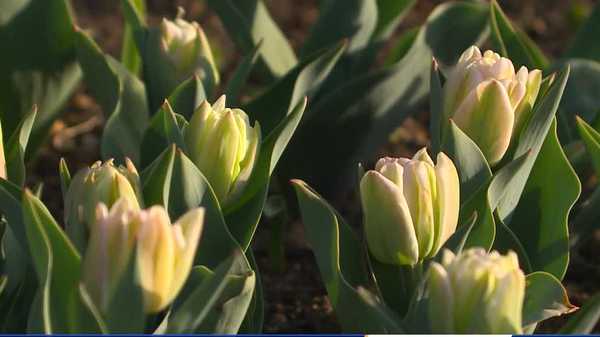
xmin=185 ymin=96 xmax=261 ymax=204
xmin=360 ymin=148 xmax=460 ymax=266
xmin=444 ymin=46 xmax=542 ymax=165
xmin=82 ymin=198 xmax=204 ymax=313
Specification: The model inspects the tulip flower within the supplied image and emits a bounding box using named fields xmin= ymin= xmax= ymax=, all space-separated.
xmin=428 ymin=248 xmax=525 ymax=334
xmin=359 ymin=148 xmax=459 ymax=266
xmin=443 ymin=46 xmax=542 ymax=165
xmin=160 ymin=7 xmax=219 ymax=90
xmin=184 ymin=96 xmax=261 ymax=204
xmin=136 ymin=205 xmax=204 ymax=313
xmin=65 ymin=159 xmax=142 ymax=228
xmin=82 ymin=198 xmax=205 ymax=314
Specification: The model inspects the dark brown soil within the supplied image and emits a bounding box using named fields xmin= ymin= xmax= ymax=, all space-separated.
xmin=27 ymin=0 xmax=600 ymax=333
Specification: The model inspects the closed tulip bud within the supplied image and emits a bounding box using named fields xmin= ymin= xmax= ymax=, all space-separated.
xmin=184 ymin=96 xmax=261 ymax=204
xmin=65 ymin=159 xmax=142 ymax=228
xmin=444 ymin=46 xmax=542 ymax=165
xmin=136 ymin=206 xmax=204 ymax=313
xmin=160 ymin=7 xmax=219 ymax=90
xmin=359 ymin=148 xmax=459 ymax=266
xmin=428 ymin=248 xmax=525 ymax=334
xmin=82 ymin=199 xmax=140 ymax=311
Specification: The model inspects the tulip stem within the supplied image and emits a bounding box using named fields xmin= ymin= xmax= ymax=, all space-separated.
xmin=400 ymin=263 xmax=424 ymax=306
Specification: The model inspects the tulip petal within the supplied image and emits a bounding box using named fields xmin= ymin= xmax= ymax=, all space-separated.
xmin=403 ymin=161 xmax=436 ymax=258
xmin=453 ymin=80 xmax=515 ymax=165
xmin=430 ymin=152 xmax=460 ymax=256
xmin=360 ymin=171 xmax=418 ymax=265
xmin=428 ymin=262 xmax=455 ymax=333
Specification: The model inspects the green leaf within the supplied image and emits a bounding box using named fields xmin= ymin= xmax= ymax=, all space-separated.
xmin=5 ymin=106 xmax=37 ymax=186
xmin=225 ymin=43 xmax=261 ymax=107
xmin=22 ymin=191 xmax=104 ymax=333
xmin=75 ymin=30 xmax=149 ymax=164
xmin=0 ymin=0 xmax=80 ymax=153
xmin=245 ymin=41 xmax=346 ymax=134
xmin=140 ymin=146 xmax=240 ymax=269
xmin=225 ymin=99 xmax=307 ymax=250
xmin=523 ymin=272 xmax=577 ymax=326
xmin=505 ymin=119 xmax=579 ymax=279
xmin=166 ymin=75 xmax=206 ymax=120
xmin=140 ymin=101 xmax=186 ymax=168
xmin=167 ymin=251 xmax=255 ymax=334
xmin=238 ymin=249 xmax=264 ymax=333
xmin=120 ymin=0 xmax=146 ymax=75
xmin=497 ymin=67 xmax=570 ymax=223
xmin=283 ymin=1 xmax=488 ymax=194
xmin=558 ymin=59 xmax=600 ymax=142
xmin=303 ymin=0 xmax=376 ymax=58
xmin=207 ymin=0 xmax=297 ymax=78
xmin=58 ymin=158 xmax=71 ymax=202
xmin=373 ymin=0 xmax=416 ymax=42
xmin=443 ymin=121 xmax=495 ymax=249
xmin=8 ymin=65 xmax=82 ymax=156
xmin=489 ymin=0 xmax=549 ymax=69
xmin=103 ymin=252 xmax=144 ymax=332
xmin=565 ymin=3 xmax=600 ymax=62
xmin=293 ymin=180 xmax=403 ymax=333
xmin=576 ymin=116 xmax=600 ymax=175
xmin=560 ymin=292 xmax=600 ymax=334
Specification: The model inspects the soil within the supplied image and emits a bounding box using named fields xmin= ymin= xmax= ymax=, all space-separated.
xmin=26 ymin=0 xmax=600 ymax=333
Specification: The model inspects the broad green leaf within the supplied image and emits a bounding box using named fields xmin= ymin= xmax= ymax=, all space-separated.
xmin=497 ymin=67 xmax=570 ymax=223
xmin=443 ymin=121 xmax=494 ymax=249
xmin=493 ymin=217 xmax=533 ymax=275
xmin=120 ymin=0 xmax=146 ymax=75
xmin=565 ymin=3 xmax=600 ymax=62
xmin=292 ymin=179 xmax=403 ymax=333
xmin=558 ymin=59 xmax=600 ymax=142
xmin=5 ymin=106 xmax=36 ymax=186
xmin=384 ymin=27 xmax=419 ymax=66
xmin=488 ymin=152 xmax=531 ymax=210
xmin=560 ymin=292 xmax=600 ymax=334
xmin=239 ymin=249 xmax=264 ymax=333
xmin=167 ymin=251 xmax=255 ymax=334
xmin=140 ymin=146 xmax=240 ymax=269
xmin=283 ymin=1 xmax=488 ymax=195
xmin=166 ymin=75 xmax=206 ymax=120
xmin=0 ymin=0 xmax=80 ymax=152
xmin=103 ymin=254 xmax=144 ymax=333
xmin=75 ymin=30 xmax=149 ymax=164
xmin=576 ymin=116 xmax=600 ymax=175
xmin=373 ymin=0 xmax=416 ymax=41
xmin=489 ymin=0 xmax=548 ymax=69
xmin=225 ymin=99 xmax=306 ymax=250
xmin=207 ymin=0 xmax=297 ymax=78
xmin=225 ymin=44 xmax=261 ymax=107
xmin=245 ymin=41 xmax=346 ymax=134
xmin=303 ymin=0 xmax=376 ymax=57
xmin=9 ymin=65 xmax=81 ymax=155
xmin=140 ymin=101 xmax=186 ymax=168
xmin=506 ymin=119 xmax=579 ymax=279
xmin=22 ymin=191 xmax=103 ymax=333
xmin=523 ymin=272 xmax=577 ymax=326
